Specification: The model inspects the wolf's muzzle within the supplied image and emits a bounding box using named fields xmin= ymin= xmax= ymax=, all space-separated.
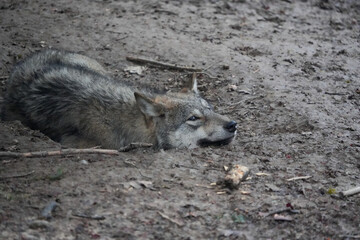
xmin=224 ymin=121 xmax=237 ymax=133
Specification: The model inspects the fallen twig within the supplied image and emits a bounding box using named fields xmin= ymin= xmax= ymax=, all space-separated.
xmin=0 ymin=170 xmax=35 ymax=180
xmin=340 ymin=186 xmax=360 ymax=198
xmin=153 ymin=9 xmax=178 ymax=15
xmin=0 ymin=148 xmax=120 ymax=159
xmin=287 ymin=176 xmax=312 ymax=182
xmin=339 ymin=235 xmax=360 ymax=239
xmin=324 ymin=92 xmax=347 ymax=95
xmin=158 ymin=211 xmax=184 ymax=226
xmin=124 ymin=159 xmax=137 ymax=167
xmin=195 ymin=184 xmax=214 ymax=189
xmin=173 ymin=163 xmax=200 ymax=170
xmin=0 ymin=76 xmax=9 ymax=80
xmin=72 ymin=213 xmax=105 ymax=220
xmin=273 ymin=214 xmax=293 ymax=221
xmin=126 ymin=56 xmax=202 ymax=72
xmin=260 ymin=208 xmax=300 ymax=218
xmin=237 ymin=90 xmax=251 ymax=94
xmin=133 ymin=11 xmax=146 ymax=16
xmin=255 ymin=172 xmax=271 ymax=176
xmin=41 ymin=201 xmax=59 ymax=219
xmin=118 ymin=142 xmax=153 ymax=152
xmin=252 ymin=68 xmax=260 ymax=73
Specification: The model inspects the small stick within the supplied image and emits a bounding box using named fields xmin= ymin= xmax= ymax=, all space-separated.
xmin=0 ymin=170 xmax=35 ymax=180
xmin=72 ymin=213 xmax=105 ymax=220
xmin=255 ymin=172 xmax=271 ymax=176
xmin=153 ymin=9 xmax=178 ymax=15
xmin=287 ymin=176 xmax=312 ymax=181
xmin=302 ymin=185 xmax=308 ymax=198
xmin=195 ymin=184 xmax=214 ymax=189
xmin=339 ymin=235 xmax=360 ymax=239
xmin=216 ymin=191 xmax=227 ymax=195
xmin=0 ymin=148 xmax=120 ymax=159
xmin=237 ymin=90 xmax=251 ymax=94
xmin=158 ymin=212 xmax=184 ymax=226
xmin=126 ymin=56 xmax=202 ymax=72
xmin=124 ymin=159 xmax=137 ymax=167
xmin=340 ymin=186 xmax=360 ymax=197
xmin=133 ymin=12 xmax=146 ymax=16
xmin=176 ymin=164 xmax=200 ymax=170
xmin=118 ymin=142 xmax=153 ymax=152
xmin=261 ymin=208 xmax=300 ymax=218
xmin=0 ymin=76 xmax=9 ymax=80
xmin=324 ymin=92 xmax=347 ymax=95
xmin=273 ymin=214 xmax=293 ymax=221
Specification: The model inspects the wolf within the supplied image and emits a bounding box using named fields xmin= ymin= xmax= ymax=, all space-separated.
xmin=2 ymin=49 xmax=237 ymax=149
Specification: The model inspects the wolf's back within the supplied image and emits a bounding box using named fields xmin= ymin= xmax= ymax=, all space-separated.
xmin=7 ymin=49 xmax=107 ymax=87
xmin=2 ymin=49 xmax=124 ymax=141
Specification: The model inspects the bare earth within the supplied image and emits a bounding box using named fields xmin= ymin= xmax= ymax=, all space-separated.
xmin=0 ymin=0 xmax=359 ymax=239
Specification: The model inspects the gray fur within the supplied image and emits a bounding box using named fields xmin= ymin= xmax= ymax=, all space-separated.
xmin=2 ymin=49 xmax=237 ymax=149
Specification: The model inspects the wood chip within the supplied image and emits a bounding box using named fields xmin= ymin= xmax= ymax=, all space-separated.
xmin=255 ymin=172 xmax=271 ymax=176
xmin=224 ymin=165 xmax=250 ymax=189
xmin=273 ymin=214 xmax=293 ymax=221
xmin=158 ymin=212 xmax=184 ymax=226
xmin=287 ymin=176 xmax=312 ymax=181
xmin=340 ymin=186 xmax=360 ymax=197
xmin=240 ymin=191 xmax=251 ymax=195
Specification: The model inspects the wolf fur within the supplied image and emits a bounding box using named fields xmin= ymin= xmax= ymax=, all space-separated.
xmin=2 ymin=49 xmax=237 ymax=149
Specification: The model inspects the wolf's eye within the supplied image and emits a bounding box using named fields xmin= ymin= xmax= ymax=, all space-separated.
xmin=187 ymin=116 xmax=199 ymax=121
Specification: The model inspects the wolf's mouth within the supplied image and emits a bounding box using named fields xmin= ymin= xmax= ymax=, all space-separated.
xmin=197 ymin=136 xmax=234 ymax=147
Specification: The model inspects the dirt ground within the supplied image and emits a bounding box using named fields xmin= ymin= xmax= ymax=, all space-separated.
xmin=0 ymin=0 xmax=359 ymax=239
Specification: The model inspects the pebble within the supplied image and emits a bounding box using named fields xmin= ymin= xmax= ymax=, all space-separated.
xmin=228 ymin=84 xmax=237 ymax=91
xmin=80 ymin=159 xmax=89 ymax=165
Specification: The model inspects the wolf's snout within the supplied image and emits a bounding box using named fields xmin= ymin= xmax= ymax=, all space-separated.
xmin=224 ymin=121 xmax=237 ymax=133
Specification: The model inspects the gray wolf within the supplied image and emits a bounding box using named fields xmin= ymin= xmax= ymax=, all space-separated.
xmin=2 ymin=49 xmax=237 ymax=149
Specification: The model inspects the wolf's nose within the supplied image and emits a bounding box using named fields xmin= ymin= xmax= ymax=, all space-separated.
xmin=224 ymin=121 xmax=237 ymax=133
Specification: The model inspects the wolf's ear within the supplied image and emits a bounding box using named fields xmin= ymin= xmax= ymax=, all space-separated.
xmin=134 ymin=92 xmax=164 ymax=117
xmin=182 ymin=73 xmax=199 ymax=94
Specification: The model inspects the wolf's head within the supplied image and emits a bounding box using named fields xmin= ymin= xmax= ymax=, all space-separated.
xmin=134 ymin=74 xmax=237 ymax=149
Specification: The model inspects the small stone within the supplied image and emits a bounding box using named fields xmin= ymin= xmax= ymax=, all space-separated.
xmin=80 ymin=159 xmax=89 ymax=165
xmin=227 ymin=84 xmax=237 ymax=92
xmin=301 ymin=131 xmax=312 ymax=136
xmin=222 ymin=65 xmax=230 ymax=70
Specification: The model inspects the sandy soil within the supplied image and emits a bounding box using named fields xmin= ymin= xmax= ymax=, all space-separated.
xmin=0 ymin=0 xmax=359 ymax=239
